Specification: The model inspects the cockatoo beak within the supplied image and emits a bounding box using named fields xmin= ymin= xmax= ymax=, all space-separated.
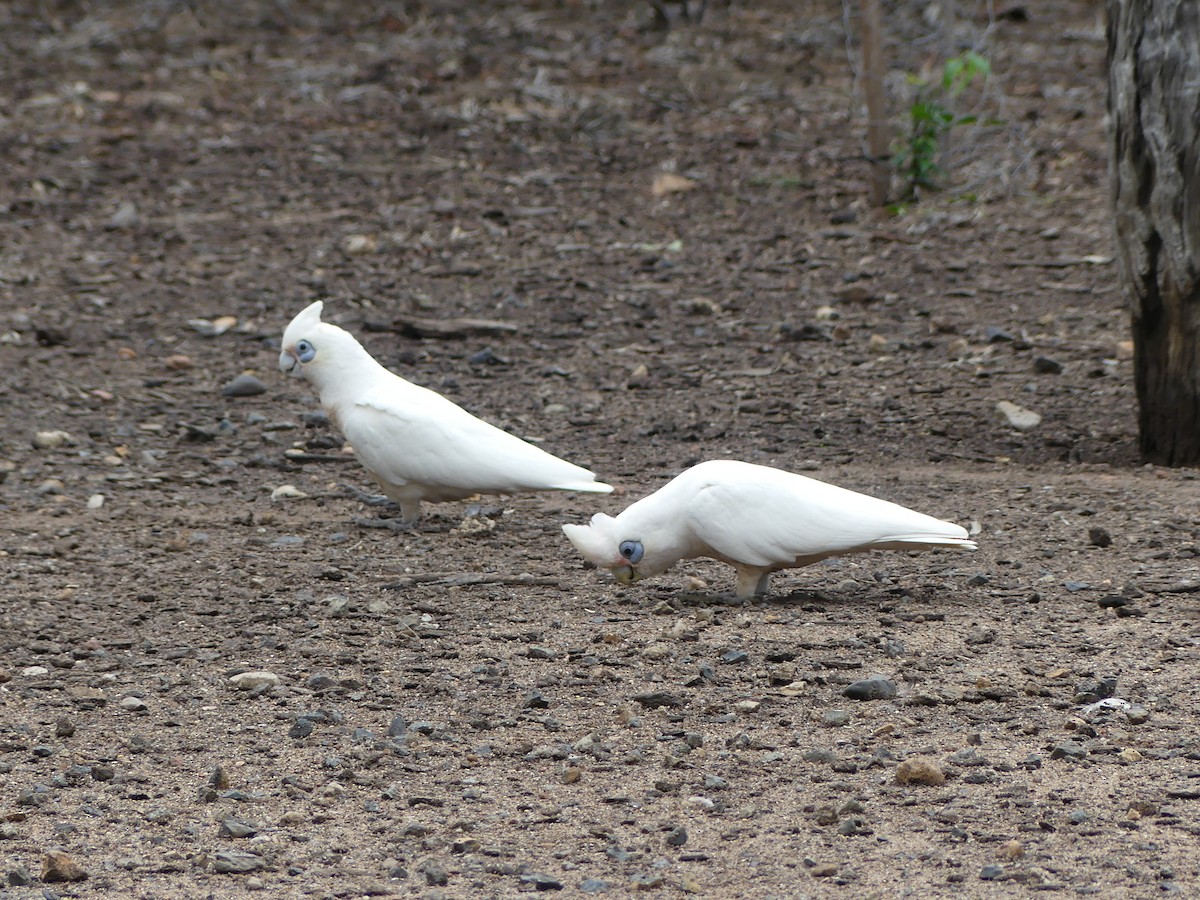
xmin=279 ymin=348 xmax=300 ymax=376
xmin=613 ymin=565 xmax=636 ymax=585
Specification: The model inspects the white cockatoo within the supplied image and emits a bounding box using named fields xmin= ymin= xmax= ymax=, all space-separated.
xmin=278 ymin=301 xmax=613 ymax=526
xmin=563 ymin=460 xmax=977 ymax=598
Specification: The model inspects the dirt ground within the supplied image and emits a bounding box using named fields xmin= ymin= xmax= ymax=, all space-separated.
xmin=3 ymin=0 xmax=1200 ymax=897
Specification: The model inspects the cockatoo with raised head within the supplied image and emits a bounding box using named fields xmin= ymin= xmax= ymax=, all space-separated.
xmin=279 ymin=301 xmax=613 ymax=527
xmin=563 ymin=459 xmax=977 ymax=598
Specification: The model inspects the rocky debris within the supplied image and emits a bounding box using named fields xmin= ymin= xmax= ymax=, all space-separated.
xmin=1033 ymin=356 xmax=1063 ymax=374
xmin=270 ymin=485 xmax=309 ymax=502
xmin=231 ymin=671 xmax=280 ymax=691
xmin=519 ymin=873 xmax=564 ymax=890
xmin=221 ymin=374 xmax=268 ymax=397
xmin=214 ymin=850 xmax=266 ymax=874
xmin=41 ymin=851 xmax=87 ymax=882
xmin=843 ymin=677 xmax=897 ymax=701
xmin=1087 ymin=527 xmax=1112 ymax=547
xmin=895 ymin=759 xmax=946 ymax=786
xmin=32 ymin=430 xmax=73 ymax=450
xmin=996 ymin=400 xmax=1041 ymax=431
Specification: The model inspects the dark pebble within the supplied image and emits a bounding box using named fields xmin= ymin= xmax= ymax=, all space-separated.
xmin=300 ymin=410 xmax=331 ymax=428
xmin=720 ymin=650 xmax=749 ymax=665
xmin=220 ymin=819 xmax=258 ymax=838
xmin=213 ymin=850 xmax=265 ymax=874
xmin=980 ymin=864 xmax=1004 ymax=881
xmin=843 ymin=678 xmax=898 ymax=701
xmin=1087 ymin=527 xmax=1112 ymax=547
xmin=519 ymin=873 xmax=563 ymax=891
xmin=387 ymin=716 xmax=407 ymax=737
xmin=221 ymin=374 xmax=267 ymax=398
xmin=524 ymin=691 xmax=551 ymax=709
xmin=1097 ymin=595 xmax=1127 ymax=608
xmin=289 ymin=718 xmax=315 ymax=739
xmin=1050 ymin=741 xmax=1088 ymax=760
xmin=633 ymin=692 xmax=681 ymax=709
xmin=580 ymin=879 xmax=610 ymax=893
xmin=665 ymin=826 xmax=688 ymax=846
xmin=985 ymin=327 xmax=1014 ymax=343
xmin=423 ymin=863 xmax=449 ymax=886
xmin=1033 ymin=356 xmax=1063 ymax=374
xmin=8 ymin=868 xmax=34 ymax=886
xmin=305 ymin=674 xmax=339 ymax=692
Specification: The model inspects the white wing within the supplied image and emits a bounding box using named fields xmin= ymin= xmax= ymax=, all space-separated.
xmin=684 ymin=464 xmax=972 ymax=568
xmin=340 ymin=378 xmax=610 ymax=495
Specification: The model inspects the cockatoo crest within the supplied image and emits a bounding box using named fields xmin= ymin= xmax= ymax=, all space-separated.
xmin=562 ymin=513 xmax=620 ymax=567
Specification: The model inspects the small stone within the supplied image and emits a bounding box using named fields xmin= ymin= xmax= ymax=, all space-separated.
xmin=32 ymin=430 xmax=73 ymax=450
xmin=633 ymin=692 xmax=682 ymax=709
xmin=289 ymin=718 xmax=315 ymax=739
xmin=342 ymin=234 xmax=378 ymax=255
xmin=213 ymin=850 xmax=265 ymax=874
xmin=1088 ymin=527 xmax=1112 ymax=547
xmin=720 ymin=649 xmax=749 ymax=665
xmin=270 ymin=485 xmax=308 ymax=502
xmin=67 ymin=686 xmax=105 ymax=707
xmin=810 ymin=863 xmax=838 ymax=878
xmin=22 ymin=666 xmax=50 ymax=677
xmin=996 ymin=400 xmax=1041 ymax=431
xmin=41 ymin=851 xmax=88 ymax=882
xmin=895 ymin=758 xmax=946 ymax=786
xmin=230 ymin=671 xmax=280 ymax=691
xmin=1118 ymin=748 xmax=1142 ymax=763
xmin=985 ymin=326 xmax=1014 ymax=343
xmin=980 ymin=864 xmax=1004 ymax=881
xmin=119 ymin=695 xmax=148 ymax=712
xmin=165 ymin=354 xmax=195 ymax=371
xmin=91 ymin=764 xmax=115 ymax=781
xmin=221 ymin=374 xmax=267 ymax=398
xmin=1033 ymin=356 xmax=1063 ymax=374
xmin=1050 ymin=741 xmax=1088 ymax=760
xmin=665 ymin=825 xmax=688 ymax=847
xmin=997 ymin=840 xmax=1024 ymax=860
xmin=821 ymin=709 xmax=851 ymax=727
xmin=1125 ymin=705 xmax=1150 ymax=725
xmin=843 ymin=677 xmax=897 ymax=701
xmin=423 ymin=862 xmax=449 ymax=886
xmin=107 ymin=200 xmax=140 ymax=229
xmin=8 ymin=867 xmax=34 ymax=886
xmin=209 ymin=766 xmax=231 ymax=789
xmin=220 ymin=819 xmax=258 ymax=838
xmin=519 ymin=873 xmax=563 ymax=890
xmin=580 ymin=878 xmax=610 ymax=893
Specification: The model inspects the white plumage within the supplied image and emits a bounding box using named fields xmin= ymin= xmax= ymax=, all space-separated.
xmin=563 ymin=460 xmax=977 ymax=598
xmin=279 ymin=301 xmax=612 ymax=525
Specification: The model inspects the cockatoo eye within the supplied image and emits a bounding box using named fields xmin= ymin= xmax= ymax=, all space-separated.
xmin=618 ymin=540 xmax=644 ymax=564
xmin=296 ymin=339 xmax=316 ymax=363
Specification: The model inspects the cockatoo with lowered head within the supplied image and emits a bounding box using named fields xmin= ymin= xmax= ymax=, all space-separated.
xmin=563 ymin=460 xmax=977 ymax=598
xmin=279 ymin=301 xmax=613 ymax=527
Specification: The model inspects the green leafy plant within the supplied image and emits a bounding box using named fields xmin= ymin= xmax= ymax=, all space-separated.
xmin=892 ymin=51 xmax=992 ymax=202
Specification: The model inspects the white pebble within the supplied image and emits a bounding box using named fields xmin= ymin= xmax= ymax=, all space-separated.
xmin=119 ymin=696 xmax=148 ymax=712
xmin=87 ymin=494 xmax=105 ymax=509
xmin=21 ymin=666 xmax=50 ymax=677
xmin=230 ymin=671 xmax=281 ymax=691
xmin=32 ymin=430 xmax=72 ymax=450
xmin=996 ymin=400 xmax=1042 ymax=431
xmin=270 ymin=485 xmax=309 ymax=502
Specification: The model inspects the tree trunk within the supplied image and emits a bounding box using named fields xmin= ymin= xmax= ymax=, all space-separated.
xmin=1107 ymin=0 xmax=1200 ymax=466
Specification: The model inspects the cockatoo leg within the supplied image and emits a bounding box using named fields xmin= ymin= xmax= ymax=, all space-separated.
xmin=734 ymin=567 xmax=772 ymax=599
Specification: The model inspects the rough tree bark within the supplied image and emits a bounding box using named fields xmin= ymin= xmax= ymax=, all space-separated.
xmin=1107 ymin=0 xmax=1200 ymax=466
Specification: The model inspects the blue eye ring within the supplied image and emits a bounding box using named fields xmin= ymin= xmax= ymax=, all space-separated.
xmin=296 ymin=339 xmax=316 ymax=363
xmin=619 ymin=540 xmax=644 ymax=564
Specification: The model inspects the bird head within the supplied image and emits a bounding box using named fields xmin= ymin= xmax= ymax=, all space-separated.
xmin=562 ymin=511 xmax=675 ymax=586
xmin=279 ymin=300 xmax=328 ymax=380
